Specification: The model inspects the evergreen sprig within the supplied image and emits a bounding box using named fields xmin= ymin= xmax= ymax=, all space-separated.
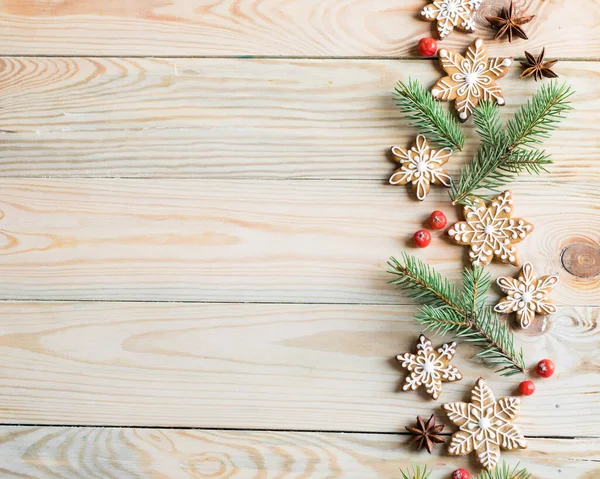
xmin=388 ymin=253 xmax=526 ymax=376
xmin=402 ymin=463 xmax=530 ymax=479
xmin=394 ymin=79 xmax=465 ymax=151
xmin=400 ymin=465 xmax=431 ymax=479
xmin=450 ymin=81 xmax=573 ymax=205
xmin=477 ymin=462 xmax=531 ymax=479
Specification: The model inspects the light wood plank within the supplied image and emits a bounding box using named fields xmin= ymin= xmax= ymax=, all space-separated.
xmin=1 ymin=302 xmax=598 ymax=434
xmin=0 ymin=179 xmax=598 ymax=304
xmin=1 ymin=0 xmax=599 ymax=58
xmin=0 ymin=58 xmax=597 ymax=179
xmin=0 ymin=428 xmax=598 ymax=479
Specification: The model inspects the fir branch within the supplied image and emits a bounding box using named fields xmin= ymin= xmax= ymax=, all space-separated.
xmin=460 ymin=265 xmax=490 ymax=316
xmin=394 ymin=79 xmax=465 ymax=151
xmin=472 ymin=99 xmax=505 ymax=146
xmin=506 ymin=81 xmax=574 ymax=146
xmin=477 ymin=462 xmax=531 ymax=479
xmin=389 ymin=255 xmax=526 ymax=376
xmin=400 ymin=465 xmax=431 ymax=479
xmin=450 ymin=82 xmax=574 ymax=205
xmin=387 ymin=254 xmax=463 ymax=311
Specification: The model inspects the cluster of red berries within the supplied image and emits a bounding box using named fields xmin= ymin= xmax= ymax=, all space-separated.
xmin=518 ymin=358 xmax=556 ymax=396
xmin=413 ymin=210 xmax=447 ymax=248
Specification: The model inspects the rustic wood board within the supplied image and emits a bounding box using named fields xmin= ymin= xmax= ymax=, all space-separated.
xmin=1 ymin=302 xmax=598 ymax=434
xmin=0 ymin=58 xmax=597 ymax=179
xmin=0 ymin=427 xmax=598 ymax=479
xmin=1 ymin=0 xmax=599 ymax=475
xmin=0 ymin=0 xmax=599 ymax=58
xmin=0 ymin=179 xmax=598 ymax=303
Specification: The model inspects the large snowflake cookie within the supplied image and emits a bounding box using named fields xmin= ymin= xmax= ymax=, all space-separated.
xmin=421 ymin=0 xmax=483 ymax=39
xmin=443 ymin=377 xmax=527 ymax=470
xmin=448 ymin=190 xmax=534 ymax=266
xmin=389 ymin=135 xmax=452 ymax=201
xmin=396 ymin=334 xmax=462 ymax=400
xmin=432 ymin=38 xmax=513 ymax=121
xmin=494 ymin=262 xmax=559 ymax=329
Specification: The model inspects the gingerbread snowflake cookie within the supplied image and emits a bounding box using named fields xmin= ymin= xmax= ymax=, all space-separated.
xmin=443 ymin=377 xmax=527 ymax=470
xmin=421 ymin=0 xmax=483 ymax=39
xmin=495 ymin=262 xmax=559 ymax=329
xmin=390 ymin=135 xmax=452 ymax=201
xmin=448 ymin=190 xmax=534 ymax=266
xmin=396 ymin=334 xmax=462 ymax=400
xmin=432 ymin=38 xmax=513 ymax=121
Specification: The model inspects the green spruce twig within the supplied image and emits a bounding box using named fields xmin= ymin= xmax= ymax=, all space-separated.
xmin=388 ymin=254 xmax=526 ymax=376
xmin=450 ymin=81 xmax=573 ymax=205
xmin=477 ymin=462 xmax=531 ymax=479
xmin=394 ymin=79 xmax=465 ymax=151
xmin=400 ymin=465 xmax=431 ymax=479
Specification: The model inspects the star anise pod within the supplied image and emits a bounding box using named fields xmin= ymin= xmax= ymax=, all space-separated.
xmin=405 ymin=414 xmax=445 ymax=454
xmin=486 ymin=2 xmax=535 ymax=42
xmin=520 ymin=48 xmax=559 ymax=81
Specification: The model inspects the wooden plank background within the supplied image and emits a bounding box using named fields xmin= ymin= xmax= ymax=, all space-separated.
xmin=0 ymin=58 xmax=598 ymax=179
xmin=1 ymin=0 xmax=599 ymax=477
xmin=1 ymin=428 xmax=598 ymax=479
xmin=0 ymin=0 xmax=599 ymax=57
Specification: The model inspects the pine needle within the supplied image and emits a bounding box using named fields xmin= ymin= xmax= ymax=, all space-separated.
xmin=477 ymin=462 xmax=531 ymax=479
xmin=450 ymin=81 xmax=574 ymax=205
xmin=394 ymin=79 xmax=465 ymax=151
xmin=388 ymin=255 xmax=526 ymax=376
xmin=400 ymin=465 xmax=432 ymax=479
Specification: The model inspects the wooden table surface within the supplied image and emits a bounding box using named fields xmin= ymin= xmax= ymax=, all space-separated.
xmin=0 ymin=1 xmax=599 ymax=477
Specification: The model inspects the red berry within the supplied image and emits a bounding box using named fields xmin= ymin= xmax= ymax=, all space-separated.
xmin=451 ymin=469 xmax=471 ymax=479
xmin=429 ymin=210 xmax=448 ymax=230
xmin=536 ymin=359 xmax=555 ymax=378
xmin=413 ymin=229 xmax=432 ymax=248
xmin=418 ymin=37 xmax=438 ymax=57
xmin=519 ymin=380 xmax=535 ymax=396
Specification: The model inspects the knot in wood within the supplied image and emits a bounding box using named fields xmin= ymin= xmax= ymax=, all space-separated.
xmin=561 ymin=243 xmax=600 ymax=278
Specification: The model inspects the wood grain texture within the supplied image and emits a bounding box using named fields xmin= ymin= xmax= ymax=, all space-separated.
xmin=0 ymin=179 xmax=598 ymax=304
xmin=1 ymin=302 xmax=598 ymax=434
xmin=1 ymin=0 xmax=599 ymax=58
xmin=1 ymin=427 xmax=598 ymax=479
xmin=0 ymin=58 xmax=598 ymax=179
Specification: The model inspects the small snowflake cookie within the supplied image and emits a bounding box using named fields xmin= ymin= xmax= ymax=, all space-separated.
xmin=389 ymin=135 xmax=452 ymax=201
xmin=432 ymin=38 xmax=513 ymax=121
xmin=396 ymin=334 xmax=462 ymax=400
xmin=448 ymin=190 xmax=534 ymax=266
xmin=421 ymin=0 xmax=483 ymax=39
xmin=495 ymin=262 xmax=559 ymax=329
xmin=443 ymin=377 xmax=527 ymax=470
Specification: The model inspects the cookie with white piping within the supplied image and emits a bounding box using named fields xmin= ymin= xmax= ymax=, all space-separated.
xmin=396 ymin=334 xmax=463 ymax=400
xmin=494 ymin=262 xmax=559 ymax=329
xmin=389 ymin=135 xmax=452 ymax=201
xmin=447 ymin=190 xmax=534 ymax=266
xmin=431 ymin=38 xmax=513 ymax=122
xmin=443 ymin=377 xmax=527 ymax=470
xmin=420 ymin=0 xmax=483 ymax=39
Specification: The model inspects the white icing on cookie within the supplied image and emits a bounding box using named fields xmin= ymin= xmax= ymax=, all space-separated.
xmin=447 ymin=191 xmax=534 ymax=266
xmin=495 ymin=262 xmax=559 ymax=329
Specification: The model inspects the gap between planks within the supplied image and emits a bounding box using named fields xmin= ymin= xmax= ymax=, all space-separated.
xmin=0 ymin=423 xmax=596 ymax=440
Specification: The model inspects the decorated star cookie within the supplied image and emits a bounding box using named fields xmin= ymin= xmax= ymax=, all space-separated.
xmin=448 ymin=190 xmax=534 ymax=266
xmin=421 ymin=0 xmax=483 ymax=39
xmin=494 ymin=262 xmax=559 ymax=329
xmin=443 ymin=377 xmax=527 ymax=470
xmin=432 ymin=38 xmax=513 ymax=121
xmin=396 ymin=334 xmax=463 ymax=400
xmin=390 ymin=135 xmax=452 ymax=201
